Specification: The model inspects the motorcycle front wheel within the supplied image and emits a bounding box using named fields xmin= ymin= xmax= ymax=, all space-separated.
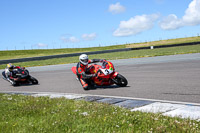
xmin=29 ymin=76 xmax=38 ymax=85
xmin=113 ymin=74 xmax=128 ymax=87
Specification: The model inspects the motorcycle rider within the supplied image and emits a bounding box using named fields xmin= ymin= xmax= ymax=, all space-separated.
xmin=2 ymin=63 xmax=17 ymax=86
xmin=76 ymin=54 xmax=105 ymax=90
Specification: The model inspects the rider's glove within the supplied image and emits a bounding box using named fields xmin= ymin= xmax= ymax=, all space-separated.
xmin=100 ymin=59 xmax=106 ymax=62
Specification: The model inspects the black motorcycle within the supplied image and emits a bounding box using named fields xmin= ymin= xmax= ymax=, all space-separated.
xmin=3 ymin=67 xmax=38 ymax=86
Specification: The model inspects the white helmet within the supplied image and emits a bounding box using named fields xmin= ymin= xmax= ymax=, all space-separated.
xmin=79 ymin=54 xmax=89 ymax=65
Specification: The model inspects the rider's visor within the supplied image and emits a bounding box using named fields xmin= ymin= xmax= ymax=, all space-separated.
xmin=81 ymin=59 xmax=88 ymax=63
xmin=9 ymin=66 xmax=14 ymax=70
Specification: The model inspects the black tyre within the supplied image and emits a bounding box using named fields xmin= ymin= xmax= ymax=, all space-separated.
xmin=12 ymin=81 xmax=19 ymax=87
xmin=114 ymin=74 xmax=128 ymax=87
xmin=29 ymin=76 xmax=38 ymax=84
xmin=83 ymin=87 xmax=89 ymax=90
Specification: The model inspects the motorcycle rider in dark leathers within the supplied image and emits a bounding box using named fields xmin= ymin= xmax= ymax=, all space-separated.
xmin=2 ymin=63 xmax=18 ymax=86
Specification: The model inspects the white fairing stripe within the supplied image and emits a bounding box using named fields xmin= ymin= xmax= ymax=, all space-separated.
xmin=100 ymin=69 xmax=113 ymax=75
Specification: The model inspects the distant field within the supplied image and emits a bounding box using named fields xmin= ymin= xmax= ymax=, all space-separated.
xmin=0 ymin=36 xmax=200 ymax=60
xmin=127 ymin=36 xmax=200 ymax=48
xmin=0 ymin=44 xmax=200 ymax=69
xmin=0 ymin=45 xmax=125 ymax=60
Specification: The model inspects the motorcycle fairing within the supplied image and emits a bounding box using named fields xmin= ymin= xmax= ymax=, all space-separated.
xmin=99 ymin=68 xmax=113 ymax=76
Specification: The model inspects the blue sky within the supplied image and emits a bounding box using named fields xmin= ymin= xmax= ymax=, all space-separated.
xmin=0 ymin=0 xmax=200 ymax=50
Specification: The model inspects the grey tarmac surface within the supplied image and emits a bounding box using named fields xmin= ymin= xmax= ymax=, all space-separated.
xmin=0 ymin=53 xmax=200 ymax=103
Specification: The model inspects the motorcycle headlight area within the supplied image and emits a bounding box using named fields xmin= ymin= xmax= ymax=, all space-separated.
xmin=100 ymin=69 xmax=113 ymax=75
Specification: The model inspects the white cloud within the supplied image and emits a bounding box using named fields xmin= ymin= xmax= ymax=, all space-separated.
xmin=68 ymin=36 xmax=80 ymax=43
xmin=82 ymin=33 xmax=97 ymax=41
xmin=113 ymin=14 xmax=160 ymax=37
xmin=159 ymin=14 xmax=183 ymax=30
xmin=183 ymin=0 xmax=200 ymax=26
xmin=108 ymin=2 xmax=126 ymax=14
xmin=159 ymin=0 xmax=200 ymax=30
xmin=34 ymin=43 xmax=48 ymax=47
xmin=61 ymin=36 xmax=80 ymax=43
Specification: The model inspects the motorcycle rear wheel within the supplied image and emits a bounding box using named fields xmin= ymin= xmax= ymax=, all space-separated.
xmin=114 ymin=74 xmax=128 ymax=87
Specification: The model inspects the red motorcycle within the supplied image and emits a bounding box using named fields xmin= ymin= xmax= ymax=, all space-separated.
xmin=71 ymin=61 xmax=128 ymax=88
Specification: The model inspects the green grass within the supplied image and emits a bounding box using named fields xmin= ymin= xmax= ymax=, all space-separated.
xmin=127 ymin=36 xmax=200 ymax=48
xmin=1 ymin=36 xmax=200 ymax=60
xmin=0 ymin=44 xmax=200 ymax=69
xmin=0 ymin=45 xmax=125 ymax=60
xmin=0 ymin=94 xmax=199 ymax=132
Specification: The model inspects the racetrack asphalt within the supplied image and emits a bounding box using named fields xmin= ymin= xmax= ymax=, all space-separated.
xmin=0 ymin=53 xmax=200 ymax=104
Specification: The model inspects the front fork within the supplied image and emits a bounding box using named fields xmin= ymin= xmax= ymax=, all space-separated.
xmin=111 ymin=72 xmax=119 ymax=84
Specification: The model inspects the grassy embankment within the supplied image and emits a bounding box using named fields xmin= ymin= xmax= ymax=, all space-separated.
xmin=1 ymin=36 xmax=200 ymax=60
xmin=0 ymin=36 xmax=200 ymax=69
xmin=0 ymin=94 xmax=199 ymax=132
xmin=0 ymin=45 xmax=125 ymax=60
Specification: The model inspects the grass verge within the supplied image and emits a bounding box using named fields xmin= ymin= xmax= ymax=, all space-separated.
xmin=0 ymin=94 xmax=199 ymax=132
xmin=0 ymin=44 xmax=200 ymax=69
xmin=0 ymin=45 xmax=125 ymax=60
xmin=1 ymin=36 xmax=200 ymax=60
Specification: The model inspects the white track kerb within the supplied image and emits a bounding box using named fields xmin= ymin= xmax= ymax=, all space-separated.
xmin=3 ymin=91 xmax=200 ymax=121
